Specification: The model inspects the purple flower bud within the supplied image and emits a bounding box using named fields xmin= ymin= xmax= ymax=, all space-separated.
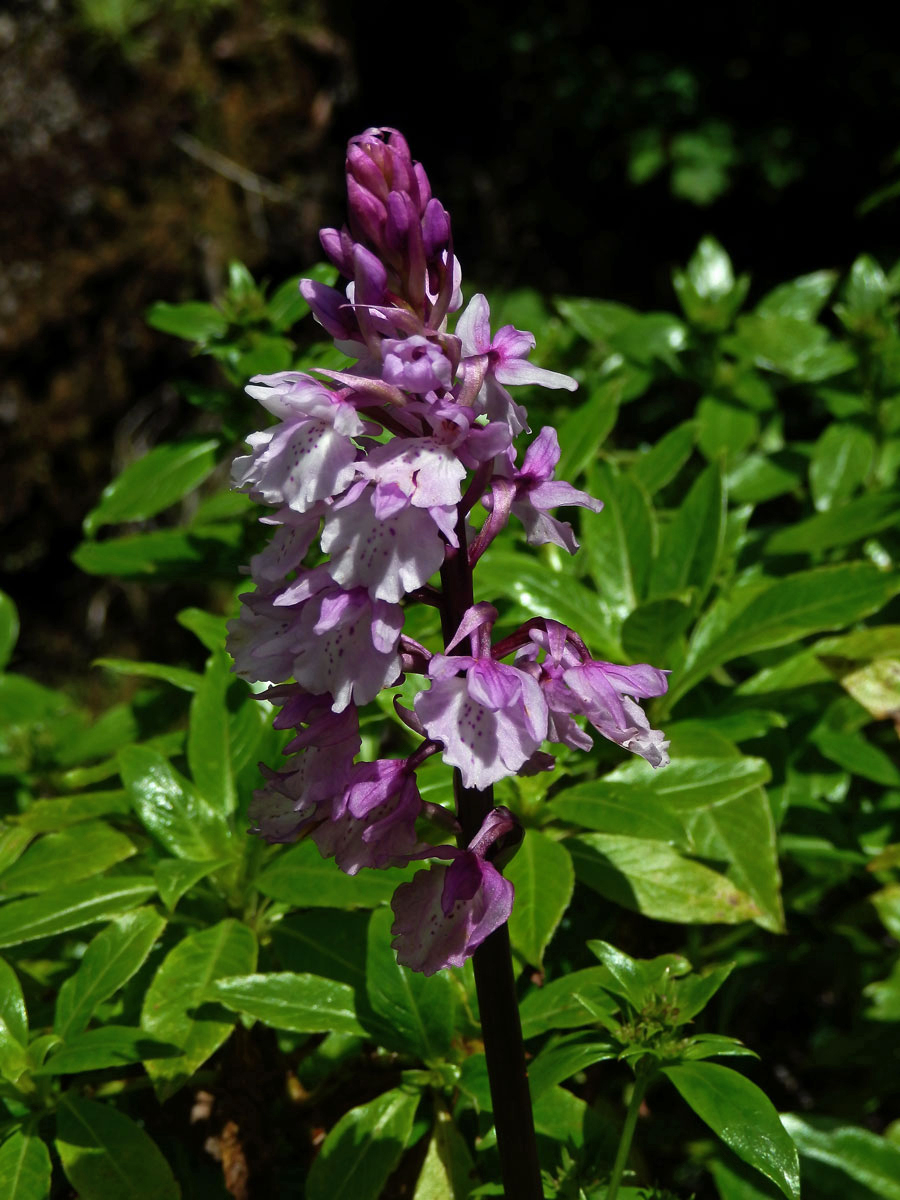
xmin=381 ymin=335 xmax=453 ymax=393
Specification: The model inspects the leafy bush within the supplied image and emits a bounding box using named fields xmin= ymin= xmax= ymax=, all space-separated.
xmin=2 ymin=235 xmax=899 ymax=1198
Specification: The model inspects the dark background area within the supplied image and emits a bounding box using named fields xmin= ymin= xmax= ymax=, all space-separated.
xmin=2 ymin=0 xmax=898 ymax=692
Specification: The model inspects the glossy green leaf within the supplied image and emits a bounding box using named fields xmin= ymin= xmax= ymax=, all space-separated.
xmin=836 ymin=254 xmax=892 ymax=325
xmin=413 ymin=1108 xmax=475 ymax=1200
xmin=621 ymin=596 xmax=694 ymax=665
xmin=726 ymin=454 xmax=802 ymax=504
xmin=366 ymin=908 xmax=455 ymax=1060
xmin=596 ymin=758 xmax=783 ymax=929
xmin=764 ymin=492 xmax=900 ymax=555
xmin=93 ymin=657 xmax=202 ymax=691
xmin=73 ymin=524 xmax=243 ymax=579
xmin=697 ymin=397 xmax=759 ymax=465
xmin=781 ymin=1114 xmax=900 ymax=1200
xmin=649 ymin=462 xmax=725 ymax=608
xmin=0 ymin=1130 xmax=52 ymax=1200
xmin=555 ymin=378 xmax=621 ymax=482
xmin=11 ymin=791 xmax=129 ymax=835
xmin=140 ymin=919 xmax=257 ymax=1100
xmin=0 ymin=877 xmax=155 ymax=948
xmin=146 ymin=299 xmax=227 ymax=341
xmin=56 ymin=1093 xmax=180 ymax=1200
xmin=630 ymin=421 xmax=696 ymax=494
xmin=210 ymin=971 xmax=366 ymax=1036
xmin=582 ymin=462 xmax=655 ymax=618
xmin=673 ymin=237 xmax=749 ymax=331
xmin=0 ymin=956 xmax=28 ymax=1082
xmin=119 ymin=744 xmax=231 ymax=861
xmin=586 ymin=939 xmax=690 ymax=1008
xmin=663 ymin=1062 xmax=799 ymax=1200
xmin=505 ymin=831 xmax=574 ymax=967
xmin=710 ymin=1151 xmax=788 ymax=1200
xmin=271 ymin=909 xmax=369 ymax=990
xmin=567 ymin=834 xmax=760 ymax=924
xmin=519 ymin=967 xmax=619 ymax=1039
xmin=809 ymin=424 xmax=875 ymax=511
xmin=528 ymin=1036 xmax=617 ymax=1100
xmin=0 ymin=591 xmax=18 ymax=671
xmin=725 ymin=315 xmax=855 ymax=382
xmin=755 ymin=270 xmax=838 ymax=321
xmin=54 ymin=908 xmax=166 ymax=1040
xmin=477 ymin=550 xmax=621 ymax=659
xmin=305 ymin=1086 xmax=419 ymax=1200
xmin=154 ymin=857 xmax=231 ymax=911
xmin=82 ymin=439 xmax=219 ymax=536
xmin=0 ymin=822 xmax=135 ymax=896
xmin=257 ymin=838 xmax=417 ymax=909
xmin=188 ymin=648 xmax=236 ymax=817
xmin=35 ymin=1026 xmax=180 ymax=1074
xmin=549 ymin=781 xmax=686 ymax=843
xmin=670 ymin=564 xmax=900 ymax=707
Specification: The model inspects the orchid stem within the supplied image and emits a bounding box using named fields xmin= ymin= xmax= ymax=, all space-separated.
xmin=441 ymin=517 xmax=543 ymax=1200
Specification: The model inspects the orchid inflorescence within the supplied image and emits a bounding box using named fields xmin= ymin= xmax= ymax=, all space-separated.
xmin=227 ymin=127 xmax=669 ymax=975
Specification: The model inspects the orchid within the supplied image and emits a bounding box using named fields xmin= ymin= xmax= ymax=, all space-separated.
xmin=227 ymin=126 xmax=669 ymax=987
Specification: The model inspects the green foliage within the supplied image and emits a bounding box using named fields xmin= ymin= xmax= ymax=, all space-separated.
xmin=3 ymin=241 xmax=900 ymax=1196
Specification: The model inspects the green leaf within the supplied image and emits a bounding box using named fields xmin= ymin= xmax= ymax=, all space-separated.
xmin=82 ymin=439 xmax=220 ymax=536
xmin=0 ymin=1130 xmax=52 ymax=1200
xmin=477 ymin=550 xmax=621 ymax=659
xmin=413 ymin=1108 xmax=476 ymax=1200
xmin=0 ymin=877 xmax=155 ymax=948
xmin=755 ymin=270 xmax=838 ymax=321
xmin=35 ymin=1026 xmax=180 ymax=1074
xmin=16 ymin=792 xmax=132 ymax=833
xmin=140 ymin=919 xmax=257 ymax=1100
xmin=93 ymin=657 xmax=202 ymax=691
xmin=271 ymin=909 xmax=369 ymax=990
xmin=649 ymin=462 xmax=725 ymax=609
xmin=176 ymin=606 xmax=228 ymax=651
xmin=596 ymin=758 xmax=783 ymax=930
xmin=56 ymin=1093 xmax=180 ymax=1200
xmin=119 ymin=744 xmax=231 ymax=861
xmin=0 ymin=591 xmax=18 ymax=671
xmin=809 ymin=727 xmax=900 ymax=787
xmin=54 ymin=908 xmax=166 ymax=1040
xmin=0 ymin=956 xmax=29 ymax=1082
xmin=663 ymin=1062 xmax=799 ymax=1200
xmin=726 ymin=454 xmax=802 ymax=504
xmin=673 ymin=237 xmax=749 ymax=331
xmin=764 ymin=492 xmax=900 ymax=555
xmin=188 ymin=649 xmax=236 ymax=817
xmin=670 ymin=564 xmax=900 ymax=707
xmin=567 ymin=834 xmax=760 ymax=924
xmin=836 ymin=254 xmax=892 ymax=324
xmin=257 ymin=837 xmax=416 ymax=909
xmin=586 ymin=939 xmax=690 ymax=1008
xmin=621 ymin=596 xmax=693 ymax=664
xmin=555 ymin=378 xmax=622 ymax=482
xmin=809 ymin=424 xmax=875 ymax=511
xmin=0 ymin=822 xmax=135 ymax=896
xmin=519 ymin=967 xmax=619 ymax=1039
xmin=582 ymin=463 xmax=655 ymax=619
xmin=505 ymin=831 xmax=574 ymax=967
xmin=697 ymin=397 xmax=759 ymax=466
xmin=146 ymin=300 xmax=227 ymax=342
xmin=528 ymin=1036 xmax=617 ymax=1100
xmin=154 ymin=857 xmax=231 ymax=911
xmin=725 ymin=315 xmax=855 ymax=382
xmin=549 ymin=781 xmax=686 ymax=843
xmin=630 ymin=421 xmax=696 ymax=494
xmin=73 ymin=524 xmax=243 ymax=579
xmin=366 ymin=908 xmax=455 ymax=1060
xmin=267 ymin=264 xmax=338 ymax=331
xmin=305 ymin=1087 xmax=420 ymax=1200
xmin=710 ymin=1151 xmax=789 ymax=1200
xmin=210 ymin=972 xmax=366 ymax=1036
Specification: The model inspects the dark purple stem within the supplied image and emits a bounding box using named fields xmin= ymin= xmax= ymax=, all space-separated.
xmin=439 ymin=513 xmax=543 ymax=1200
